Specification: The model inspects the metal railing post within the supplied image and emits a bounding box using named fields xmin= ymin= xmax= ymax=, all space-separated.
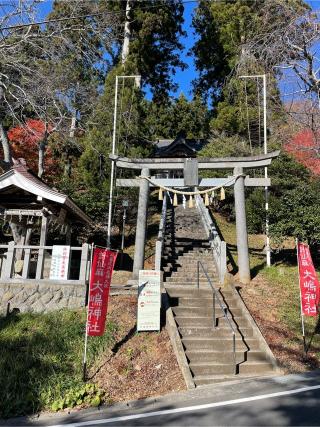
xmin=213 ymin=292 xmax=216 ymax=329
xmin=233 ymin=332 xmax=236 ymax=374
xmin=197 ymin=261 xmax=199 ymax=290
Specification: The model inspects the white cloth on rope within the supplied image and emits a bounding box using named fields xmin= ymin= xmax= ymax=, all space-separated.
xmin=182 ymin=194 xmax=186 ymax=209
xmin=139 ymin=174 xmax=243 ymax=196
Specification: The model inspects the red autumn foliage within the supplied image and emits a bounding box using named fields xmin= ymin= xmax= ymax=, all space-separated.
xmin=285 ymin=129 xmax=320 ymax=175
xmin=7 ymin=119 xmax=59 ymax=176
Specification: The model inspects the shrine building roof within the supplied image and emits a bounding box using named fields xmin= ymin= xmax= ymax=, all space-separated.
xmin=0 ymin=160 xmax=90 ymax=224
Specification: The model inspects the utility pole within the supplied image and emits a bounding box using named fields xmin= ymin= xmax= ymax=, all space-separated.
xmin=106 ymin=75 xmax=141 ymax=248
xmin=239 ymin=74 xmax=271 ymax=266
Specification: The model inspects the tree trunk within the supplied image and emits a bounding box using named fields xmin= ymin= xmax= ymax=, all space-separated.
xmin=64 ymin=111 xmax=77 ymax=177
xmin=121 ymin=0 xmax=131 ymax=65
xmin=0 ymin=86 xmax=11 ymax=165
xmin=0 ymin=121 xmax=11 ymax=165
xmin=38 ymin=141 xmax=45 ymax=178
xmin=69 ymin=111 xmax=76 ymax=139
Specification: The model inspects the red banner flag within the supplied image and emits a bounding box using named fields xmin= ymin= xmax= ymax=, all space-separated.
xmin=297 ymin=241 xmax=319 ymax=317
xmin=86 ymin=248 xmax=117 ymax=336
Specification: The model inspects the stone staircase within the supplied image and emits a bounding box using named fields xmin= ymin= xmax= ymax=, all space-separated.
xmin=163 ymin=204 xmax=278 ymax=386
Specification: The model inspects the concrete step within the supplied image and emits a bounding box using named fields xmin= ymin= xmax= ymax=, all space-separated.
xmin=176 ymin=256 xmax=214 ymax=261
xmin=190 ymin=361 xmax=273 ymax=376
xmin=166 ymin=277 xmax=218 ymax=284
xmin=171 ymin=294 xmax=237 ymax=304
xmin=172 ymin=306 xmax=243 ymax=317
xmin=165 ymin=282 xmax=219 ymax=288
xmin=193 ymin=372 xmax=275 ymax=386
xmin=163 ymin=249 xmax=210 ymax=255
xmin=238 ymin=361 xmax=275 ymax=374
xmin=162 ymin=256 xmax=214 ymax=264
xmin=178 ymin=326 xmax=254 ymax=338
xmin=166 ymin=287 xmax=239 ymax=301
xmin=182 ymin=336 xmax=259 ymax=351
xmin=171 ymin=269 xmax=216 ymax=275
xmin=170 ymin=271 xmax=217 ymax=278
xmin=186 ymin=350 xmax=268 ymax=364
xmin=163 ymin=243 xmax=211 ymax=249
xmin=190 ymin=362 xmax=236 ymax=376
xmin=174 ymin=316 xmax=249 ymax=328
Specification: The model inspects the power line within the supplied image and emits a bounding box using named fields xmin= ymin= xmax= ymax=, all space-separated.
xmin=1 ymin=1 xmax=198 ymax=31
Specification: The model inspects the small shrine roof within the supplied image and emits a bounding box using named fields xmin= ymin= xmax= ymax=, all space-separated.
xmin=0 ymin=160 xmax=90 ymax=224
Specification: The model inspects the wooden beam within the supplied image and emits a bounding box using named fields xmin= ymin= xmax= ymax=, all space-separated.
xmin=1 ymin=209 xmax=45 ymax=217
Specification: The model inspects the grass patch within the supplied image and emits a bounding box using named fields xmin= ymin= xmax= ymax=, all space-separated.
xmin=0 ymin=309 xmax=117 ymax=418
xmin=262 ymin=265 xmax=320 ymax=353
xmin=213 ymin=212 xmax=320 ymax=371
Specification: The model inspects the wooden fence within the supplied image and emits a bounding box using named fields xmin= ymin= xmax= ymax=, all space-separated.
xmin=0 ymin=243 xmax=91 ymax=283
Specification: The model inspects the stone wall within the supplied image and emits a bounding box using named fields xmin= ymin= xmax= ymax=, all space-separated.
xmin=0 ymin=281 xmax=87 ymax=314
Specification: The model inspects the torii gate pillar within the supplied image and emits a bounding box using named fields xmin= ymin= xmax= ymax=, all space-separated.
xmin=234 ymin=167 xmax=251 ymax=284
xmin=133 ymin=168 xmax=150 ymax=279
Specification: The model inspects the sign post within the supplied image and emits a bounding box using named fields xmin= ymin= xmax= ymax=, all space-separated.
xmin=83 ymin=246 xmax=117 ymax=381
xmin=137 ymin=270 xmax=161 ymax=331
xmin=296 ymin=239 xmax=320 ymax=354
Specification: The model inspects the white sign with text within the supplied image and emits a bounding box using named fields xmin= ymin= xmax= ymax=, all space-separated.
xmin=137 ymin=270 xmax=161 ymax=331
xmin=49 ymin=245 xmax=70 ymax=280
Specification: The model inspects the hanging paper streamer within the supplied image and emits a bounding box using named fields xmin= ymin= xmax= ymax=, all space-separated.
xmin=182 ymin=194 xmax=186 ymax=209
xmin=173 ymin=193 xmax=178 ymax=206
xmin=189 ymin=195 xmax=194 ymax=208
xmin=210 ymin=190 xmax=215 ymax=204
xmin=220 ymin=187 xmax=225 ymax=201
xmin=158 ymin=188 xmax=163 ymax=201
xmin=204 ymin=192 xmax=209 ymax=206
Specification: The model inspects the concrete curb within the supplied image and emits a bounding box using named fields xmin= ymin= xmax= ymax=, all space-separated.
xmin=162 ymin=287 xmax=195 ymax=389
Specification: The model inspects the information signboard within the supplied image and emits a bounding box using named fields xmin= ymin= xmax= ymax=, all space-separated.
xmin=137 ymin=270 xmax=161 ymax=331
xmin=49 ymin=245 xmax=70 ymax=280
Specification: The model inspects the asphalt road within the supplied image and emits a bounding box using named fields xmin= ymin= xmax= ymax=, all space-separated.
xmin=3 ymin=371 xmax=320 ymax=427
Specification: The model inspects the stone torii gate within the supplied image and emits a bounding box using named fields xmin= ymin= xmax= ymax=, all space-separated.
xmin=111 ymin=151 xmax=279 ymax=283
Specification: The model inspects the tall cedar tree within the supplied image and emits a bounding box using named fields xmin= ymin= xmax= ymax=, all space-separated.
xmin=77 ymin=1 xmax=186 ymax=219
xmin=108 ymin=0 xmax=186 ymax=102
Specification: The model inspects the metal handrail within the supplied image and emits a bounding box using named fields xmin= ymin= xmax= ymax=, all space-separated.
xmin=197 ymin=260 xmax=237 ymax=375
xmin=195 ymin=195 xmax=227 ymax=284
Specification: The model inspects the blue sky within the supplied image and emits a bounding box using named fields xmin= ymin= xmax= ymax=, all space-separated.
xmin=171 ymin=0 xmax=198 ymax=99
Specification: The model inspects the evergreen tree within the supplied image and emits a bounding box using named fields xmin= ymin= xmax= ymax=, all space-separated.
xmin=76 ymin=0 xmax=187 ymax=218
xmin=192 ymin=0 xmax=260 ymax=104
xmin=192 ymin=0 xmax=307 ymax=106
xmin=144 ymin=94 xmax=210 ymax=140
xmin=109 ymin=0 xmax=186 ymax=102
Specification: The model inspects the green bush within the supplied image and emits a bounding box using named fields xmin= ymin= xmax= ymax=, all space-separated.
xmin=0 ymin=310 xmax=116 ymax=418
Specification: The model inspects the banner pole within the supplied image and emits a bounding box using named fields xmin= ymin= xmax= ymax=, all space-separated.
xmin=83 ymin=243 xmax=95 ymax=382
xmin=296 ymin=238 xmax=307 ymax=354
